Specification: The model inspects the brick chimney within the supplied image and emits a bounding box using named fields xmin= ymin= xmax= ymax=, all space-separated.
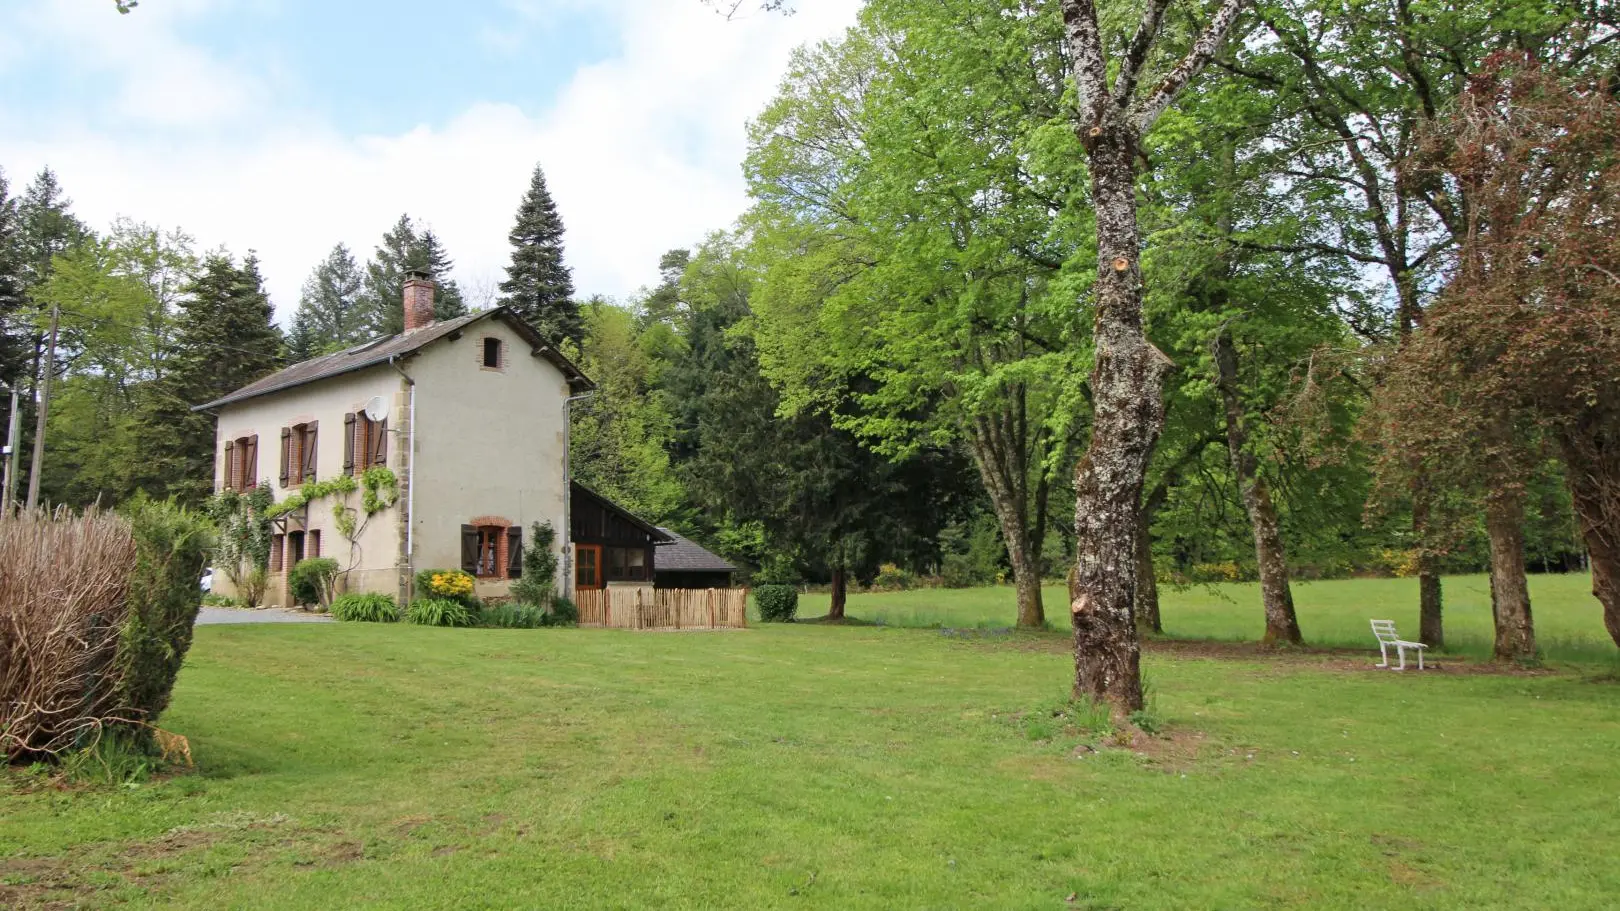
xmin=402 ymin=270 xmax=435 ymax=332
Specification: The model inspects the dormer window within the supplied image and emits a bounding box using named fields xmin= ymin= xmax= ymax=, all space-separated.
xmin=482 ymin=337 xmax=503 ymax=369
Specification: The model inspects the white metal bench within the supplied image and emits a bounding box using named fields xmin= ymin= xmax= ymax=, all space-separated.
xmin=1370 ymin=619 xmax=1427 ymax=670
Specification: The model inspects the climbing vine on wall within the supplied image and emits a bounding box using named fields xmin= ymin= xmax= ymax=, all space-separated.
xmin=264 ymin=468 xmax=400 ymax=559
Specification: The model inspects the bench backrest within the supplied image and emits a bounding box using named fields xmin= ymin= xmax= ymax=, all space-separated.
xmin=1370 ymin=619 xmax=1400 ymax=642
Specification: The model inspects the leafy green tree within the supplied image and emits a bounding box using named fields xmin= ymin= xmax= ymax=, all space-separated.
xmin=498 ymin=164 xmax=580 ymax=347
xmin=569 ymin=297 xmax=684 ymax=522
xmin=31 ymin=221 xmax=197 ymax=505
xmin=673 ymin=236 xmax=967 ymax=616
xmin=139 ymin=253 xmax=282 ymax=505
xmin=288 ymin=243 xmax=368 ymax=361
xmin=745 ymin=6 xmax=1086 ymax=628
xmin=1226 ymin=0 xmax=1620 ymax=645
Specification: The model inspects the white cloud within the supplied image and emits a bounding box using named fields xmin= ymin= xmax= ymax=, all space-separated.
xmin=0 ymin=0 xmax=861 ymax=320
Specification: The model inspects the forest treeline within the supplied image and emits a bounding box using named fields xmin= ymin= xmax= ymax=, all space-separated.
xmin=5 ymin=0 xmax=1618 ymax=661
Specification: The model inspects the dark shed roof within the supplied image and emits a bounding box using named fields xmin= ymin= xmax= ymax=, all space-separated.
xmin=192 ymin=308 xmax=591 ymax=412
xmin=654 ymin=527 xmax=736 ymax=573
xmin=571 ymin=482 xmax=674 ymax=544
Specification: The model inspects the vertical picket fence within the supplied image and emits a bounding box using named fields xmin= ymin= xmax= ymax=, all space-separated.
xmin=576 ymin=587 xmax=748 ymax=630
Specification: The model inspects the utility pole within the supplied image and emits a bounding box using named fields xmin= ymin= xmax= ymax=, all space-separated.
xmin=1 ymin=380 xmax=18 ymax=514
xmin=26 ymin=301 xmax=59 ymax=510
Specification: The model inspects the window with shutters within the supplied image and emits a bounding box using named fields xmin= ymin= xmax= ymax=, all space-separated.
xmin=287 ymin=531 xmax=306 ymax=566
xmin=222 ymin=434 xmax=259 ymax=491
xmin=280 ymin=422 xmax=318 ymax=488
xmin=460 ymin=523 xmax=522 ymax=579
xmin=309 ymin=530 xmax=321 ymax=559
xmin=344 ymin=411 xmax=388 ymax=476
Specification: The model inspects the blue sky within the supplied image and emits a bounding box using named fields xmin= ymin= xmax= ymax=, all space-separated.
xmin=0 ymin=0 xmax=860 ymax=317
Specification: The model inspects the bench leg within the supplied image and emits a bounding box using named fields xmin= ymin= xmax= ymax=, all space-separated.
xmin=1377 ymin=642 xmax=1390 ymax=668
xmin=1395 ymin=645 xmax=1406 ymax=671
xmin=1417 ymin=648 xmax=1424 ymax=671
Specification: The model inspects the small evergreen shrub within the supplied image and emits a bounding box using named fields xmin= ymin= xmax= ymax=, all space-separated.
xmin=510 ymin=521 xmax=559 ymax=608
xmin=545 ymin=595 xmax=578 ymax=627
xmin=113 ymin=498 xmax=213 ymax=747
xmin=755 ymin=584 xmax=798 ymax=622
xmin=405 ymin=597 xmax=476 ymax=628
xmin=288 ymin=557 xmax=339 ymax=607
xmin=481 ymin=602 xmax=545 ymax=629
xmin=415 ymin=568 xmax=480 ymax=608
xmin=330 ymin=592 xmax=399 ymax=623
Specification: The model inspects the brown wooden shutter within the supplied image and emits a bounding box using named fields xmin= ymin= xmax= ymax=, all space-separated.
xmin=303 ymin=422 xmax=319 ymax=481
xmin=223 ymin=440 xmax=236 ymax=491
xmin=269 ymin=534 xmax=283 ymax=573
xmin=309 ymin=530 xmax=321 ymax=559
xmin=279 ymin=428 xmax=291 ymax=487
xmin=461 ymin=525 xmax=479 ymax=574
xmin=244 ymin=435 xmax=259 ymax=489
xmin=507 ymin=526 xmax=523 ymax=579
xmin=371 ymin=418 xmax=388 ymax=466
xmin=343 ymin=413 xmax=356 ymax=473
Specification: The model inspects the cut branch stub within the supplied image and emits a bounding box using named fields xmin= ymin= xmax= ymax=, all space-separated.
xmin=1112 ymin=256 xmax=1131 ymax=272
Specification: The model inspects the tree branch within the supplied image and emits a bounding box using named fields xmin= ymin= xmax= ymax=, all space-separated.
xmin=1060 ymin=0 xmax=1111 ymax=129
xmin=1130 ymin=0 xmax=1248 ymax=134
xmin=1112 ymin=0 xmax=1174 ymax=106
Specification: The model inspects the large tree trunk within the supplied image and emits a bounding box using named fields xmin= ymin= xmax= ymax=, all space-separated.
xmin=1134 ymin=513 xmax=1161 ymax=635
xmin=1412 ymin=479 xmax=1445 ymax=648
xmin=827 ymin=566 xmax=847 ymax=621
xmin=968 ymin=417 xmax=1045 ymax=628
xmin=1070 ymin=125 xmax=1170 ymax=716
xmin=1559 ymin=423 xmax=1620 ymax=648
xmin=1485 ymin=491 xmax=1536 ymax=662
xmin=1211 ymin=330 xmax=1303 ymax=645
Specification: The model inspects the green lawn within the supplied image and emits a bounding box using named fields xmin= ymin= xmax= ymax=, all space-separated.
xmin=4 ymin=590 xmax=1619 ymax=909
xmin=797 ymin=572 xmax=1618 ymax=664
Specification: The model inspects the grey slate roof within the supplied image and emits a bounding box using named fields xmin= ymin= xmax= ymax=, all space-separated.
xmin=192 ymin=308 xmax=591 ymax=412
xmin=654 ymin=527 xmax=736 ymax=573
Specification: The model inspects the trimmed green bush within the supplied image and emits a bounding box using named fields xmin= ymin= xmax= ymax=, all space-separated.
xmin=288 ymin=557 xmax=339 ymax=607
xmin=330 ymin=592 xmax=399 ymax=623
xmin=545 ymin=595 xmax=579 ymax=627
xmin=755 ymin=584 xmax=798 ymax=622
xmin=113 ymin=498 xmax=214 ymax=746
xmin=481 ymin=602 xmax=546 ymax=629
xmin=405 ymin=597 xmax=476 ymax=628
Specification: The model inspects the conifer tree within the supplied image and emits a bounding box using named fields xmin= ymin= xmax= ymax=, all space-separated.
xmin=0 ymin=169 xmax=24 ymax=384
xmin=288 ymin=243 xmax=367 ymax=361
xmin=139 ymin=252 xmax=282 ymax=504
xmin=498 ymin=164 xmax=579 ymax=347
xmin=357 ymin=215 xmax=466 ymax=336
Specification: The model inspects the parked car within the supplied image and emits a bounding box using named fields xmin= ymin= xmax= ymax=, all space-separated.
xmin=200 ymin=568 xmax=213 ymax=593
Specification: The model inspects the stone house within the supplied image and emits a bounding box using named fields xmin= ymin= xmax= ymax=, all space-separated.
xmin=195 ymin=272 xmax=592 ymax=606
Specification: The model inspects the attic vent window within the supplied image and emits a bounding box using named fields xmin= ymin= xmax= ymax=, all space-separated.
xmin=482 ymin=337 xmax=502 ymax=369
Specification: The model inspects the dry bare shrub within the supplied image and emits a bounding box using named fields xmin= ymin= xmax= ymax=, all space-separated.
xmin=0 ymin=508 xmax=138 ymax=762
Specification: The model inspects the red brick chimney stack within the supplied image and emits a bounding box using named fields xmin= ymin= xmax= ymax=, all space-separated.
xmin=403 ymin=270 xmax=435 ymax=332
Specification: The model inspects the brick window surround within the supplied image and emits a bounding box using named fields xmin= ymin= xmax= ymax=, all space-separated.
xmin=462 ymin=517 xmax=520 ymax=579
xmin=479 ymin=336 xmax=507 ymax=371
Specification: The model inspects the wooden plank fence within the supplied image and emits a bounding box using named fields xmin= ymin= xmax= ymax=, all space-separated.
xmin=576 ymin=587 xmax=748 ymax=630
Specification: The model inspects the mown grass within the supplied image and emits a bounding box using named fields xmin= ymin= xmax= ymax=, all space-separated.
xmin=794 ymin=572 xmax=1618 ymax=664
xmin=3 ymin=606 xmax=1619 ymax=909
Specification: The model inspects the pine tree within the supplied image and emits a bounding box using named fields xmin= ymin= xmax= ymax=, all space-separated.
xmin=357 ymin=215 xmax=467 ymax=336
xmin=416 ymin=228 xmax=467 ymax=322
xmin=497 ymin=164 xmax=579 ymax=347
xmin=138 ymin=252 xmax=282 ymax=504
xmin=288 ymin=243 xmax=367 ymax=361
xmin=0 ymin=168 xmax=25 ymax=385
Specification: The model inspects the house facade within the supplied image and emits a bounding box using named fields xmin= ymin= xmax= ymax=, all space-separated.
xmin=198 ymin=273 xmax=592 ymax=606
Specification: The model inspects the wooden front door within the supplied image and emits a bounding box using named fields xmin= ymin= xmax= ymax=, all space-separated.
xmin=575 ymin=545 xmax=603 ymax=591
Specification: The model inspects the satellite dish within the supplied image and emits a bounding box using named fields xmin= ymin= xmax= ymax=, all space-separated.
xmin=363 ymin=396 xmax=389 ymax=423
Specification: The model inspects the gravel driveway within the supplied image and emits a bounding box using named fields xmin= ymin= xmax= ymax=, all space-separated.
xmin=196 ymin=606 xmax=331 ymax=625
